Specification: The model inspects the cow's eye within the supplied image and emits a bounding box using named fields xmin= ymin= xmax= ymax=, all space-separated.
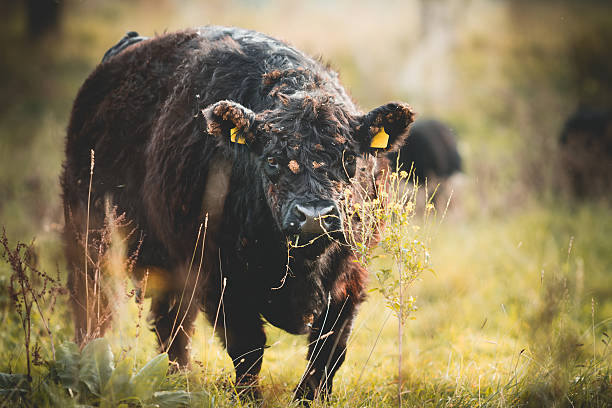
xmin=267 ymin=157 xmax=279 ymax=168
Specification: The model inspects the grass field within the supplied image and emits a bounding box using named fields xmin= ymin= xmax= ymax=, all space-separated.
xmin=1 ymin=1 xmax=611 ymax=406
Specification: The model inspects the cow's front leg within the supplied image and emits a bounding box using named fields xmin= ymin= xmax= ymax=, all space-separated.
xmin=215 ymin=301 xmax=266 ymax=400
xmin=295 ymin=295 xmax=357 ymax=401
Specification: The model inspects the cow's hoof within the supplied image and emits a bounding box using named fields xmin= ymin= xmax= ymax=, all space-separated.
xmin=167 ymin=360 xmax=190 ymax=374
xmin=294 ymin=385 xmax=315 ymax=404
xmin=294 ymin=377 xmax=329 ymax=405
xmin=235 ymin=379 xmax=263 ymax=402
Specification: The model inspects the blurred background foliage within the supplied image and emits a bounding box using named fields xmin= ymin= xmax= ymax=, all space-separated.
xmin=1 ymin=0 xmax=611 ymax=240
xmin=0 ymin=0 xmax=611 ymax=406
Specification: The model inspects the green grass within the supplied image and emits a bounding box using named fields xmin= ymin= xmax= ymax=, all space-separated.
xmin=2 ymin=202 xmax=609 ymax=407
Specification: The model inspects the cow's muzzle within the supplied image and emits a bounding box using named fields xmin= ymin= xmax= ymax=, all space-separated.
xmin=282 ymin=200 xmax=341 ymax=238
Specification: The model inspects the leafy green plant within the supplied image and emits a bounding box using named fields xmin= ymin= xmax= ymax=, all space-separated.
xmin=0 ymin=373 xmax=29 ymax=399
xmin=342 ymin=166 xmax=437 ymax=405
xmin=0 ymin=337 xmax=210 ymax=407
xmin=0 ymin=227 xmax=210 ymax=407
xmin=47 ymin=338 xmax=211 ymax=407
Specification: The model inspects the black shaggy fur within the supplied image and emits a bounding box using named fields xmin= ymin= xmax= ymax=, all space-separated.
xmin=387 ymin=119 xmax=461 ymax=184
xmin=61 ymin=26 xmax=414 ymax=401
xmin=559 ymin=106 xmax=612 ymax=198
xmin=387 ymin=119 xmax=461 ymax=206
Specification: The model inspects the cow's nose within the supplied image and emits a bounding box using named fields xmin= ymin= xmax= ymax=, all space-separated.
xmin=294 ymin=202 xmax=340 ymax=235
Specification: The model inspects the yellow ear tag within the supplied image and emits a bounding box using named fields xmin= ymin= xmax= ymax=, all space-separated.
xmin=370 ymin=127 xmax=389 ymax=149
xmin=230 ymin=127 xmax=246 ymax=144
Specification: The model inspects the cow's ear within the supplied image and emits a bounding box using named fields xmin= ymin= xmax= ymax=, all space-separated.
xmin=202 ymin=100 xmax=259 ymax=148
xmin=354 ymin=102 xmax=415 ymax=154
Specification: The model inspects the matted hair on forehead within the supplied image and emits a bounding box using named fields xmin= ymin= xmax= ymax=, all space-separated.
xmin=261 ymin=67 xmax=325 ymax=95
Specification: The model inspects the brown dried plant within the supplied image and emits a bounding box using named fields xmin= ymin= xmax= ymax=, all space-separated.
xmin=1 ymin=228 xmax=66 ymax=379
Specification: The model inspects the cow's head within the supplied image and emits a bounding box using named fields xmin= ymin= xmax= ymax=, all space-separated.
xmin=203 ymin=94 xmax=414 ymax=251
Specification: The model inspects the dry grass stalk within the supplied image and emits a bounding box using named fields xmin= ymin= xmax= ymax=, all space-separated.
xmin=1 ymin=228 xmax=65 ymax=379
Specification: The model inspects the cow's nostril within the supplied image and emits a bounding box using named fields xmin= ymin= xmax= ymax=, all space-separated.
xmin=294 ymin=206 xmax=307 ymax=223
xmin=318 ymin=206 xmax=337 ymax=228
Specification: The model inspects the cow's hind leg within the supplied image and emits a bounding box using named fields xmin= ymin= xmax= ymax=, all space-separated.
xmin=149 ymin=288 xmax=200 ymax=367
xmin=65 ymin=203 xmax=113 ymax=345
xmin=295 ymin=295 xmax=358 ymax=401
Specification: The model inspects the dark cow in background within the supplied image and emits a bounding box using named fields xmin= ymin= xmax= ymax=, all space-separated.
xmin=559 ymin=106 xmax=612 ymax=198
xmin=61 ymin=27 xmax=414 ymax=401
xmin=387 ymin=118 xmax=462 ymax=206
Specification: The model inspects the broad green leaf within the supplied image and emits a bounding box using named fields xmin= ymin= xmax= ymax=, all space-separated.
xmin=101 ymin=357 xmax=134 ymax=407
xmin=52 ymin=342 xmax=80 ymax=390
xmin=78 ymin=338 xmax=115 ymax=396
xmin=0 ymin=373 xmax=29 ymax=396
xmin=146 ymin=390 xmax=211 ymax=408
xmin=130 ymin=353 xmax=168 ymax=401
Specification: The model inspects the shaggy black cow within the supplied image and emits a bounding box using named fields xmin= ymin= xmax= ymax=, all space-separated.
xmin=387 ymin=119 xmax=461 ymax=202
xmin=61 ymin=27 xmax=414 ymax=400
xmin=559 ymin=106 xmax=612 ymax=197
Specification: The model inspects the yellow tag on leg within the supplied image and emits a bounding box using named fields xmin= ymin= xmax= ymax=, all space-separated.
xmin=230 ymin=127 xmax=246 ymax=144
xmin=370 ymin=127 xmax=389 ymax=149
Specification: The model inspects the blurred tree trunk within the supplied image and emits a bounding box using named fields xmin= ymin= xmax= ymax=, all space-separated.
xmin=400 ymin=0 xmax=466 ymax=108
xmin=25 ymin=0 xmax=62 ymax=39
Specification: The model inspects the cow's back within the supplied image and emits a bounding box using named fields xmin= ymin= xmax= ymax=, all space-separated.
xmin=62 ymin=31 xmax=200 ymax=225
